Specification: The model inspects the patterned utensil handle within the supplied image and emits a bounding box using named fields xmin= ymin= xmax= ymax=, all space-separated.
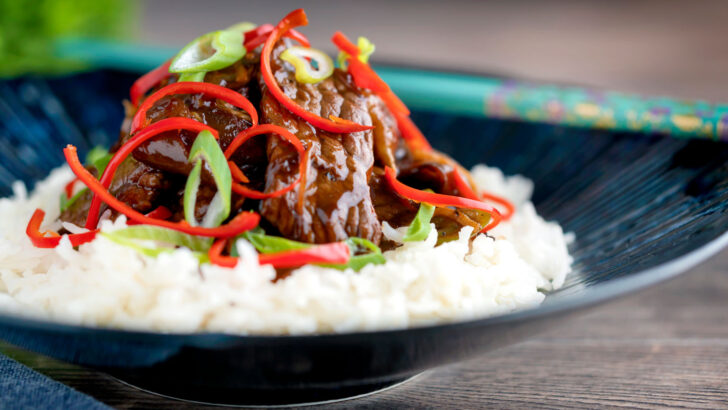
xmin=378 ymin=67 xmax=728 ymax=140
xmin=55 ymin=38 xmax=728 ymax=140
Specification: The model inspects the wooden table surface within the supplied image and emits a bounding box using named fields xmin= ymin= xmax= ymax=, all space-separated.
xmin=2 ymin=248 xmax=726 ymax=408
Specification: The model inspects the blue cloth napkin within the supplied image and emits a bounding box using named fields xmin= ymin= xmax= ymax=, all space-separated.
xmin=0 ymin=353 xmax=109 ymax=409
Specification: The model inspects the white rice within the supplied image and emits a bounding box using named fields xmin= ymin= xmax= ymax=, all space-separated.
xmin=0 ymin=164 xmax=572 ymax=335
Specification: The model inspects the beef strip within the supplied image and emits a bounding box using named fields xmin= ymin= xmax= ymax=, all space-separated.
xmin=257 ymin=43 xmax=398 ymax=244
xmin=60 ymin=60 xmax=263 ymax=228
xmin=397 ymin=148 xmax=458 ymax=194
xmin=60 ymin=43 xmax=486 ymax=245
xmin=58 ymin=157 xmax=169 ymax=227
xmin=107 ymin=156 xmax=169 ymax=214
xmin=58 ymin=188 xmax=92 ymax=227
xmin=130 ymin=58 xmax=266 ymax=190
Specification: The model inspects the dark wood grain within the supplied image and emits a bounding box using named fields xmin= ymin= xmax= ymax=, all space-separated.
xmin=2 ymin=249 xmax=727 ymax=409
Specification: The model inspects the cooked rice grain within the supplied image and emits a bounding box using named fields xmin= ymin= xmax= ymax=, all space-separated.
xmin=0 ymin=165 xmax=572 ymax=335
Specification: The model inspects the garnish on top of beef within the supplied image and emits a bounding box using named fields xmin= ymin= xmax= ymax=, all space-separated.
xmin=36 ymin=9 xmax=512 ymax=271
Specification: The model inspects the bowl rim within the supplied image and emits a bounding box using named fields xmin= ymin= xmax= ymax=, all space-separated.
xmin=2 ymin=50 xmax=727 ymax=343
xmin=0 ymin=227 xmax=725 ymax=342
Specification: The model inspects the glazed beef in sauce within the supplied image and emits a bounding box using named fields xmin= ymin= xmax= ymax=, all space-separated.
xmin=59 ymin=157 xmax=169 ymax=227
xmin=256 ymin=43 xmax=399 ymax=244
xmin=59 ymin=41 xmax=482 ymax=246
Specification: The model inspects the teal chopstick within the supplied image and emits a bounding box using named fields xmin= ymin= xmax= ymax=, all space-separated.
xmin=54 ymin=38 xmax=728 ymax=140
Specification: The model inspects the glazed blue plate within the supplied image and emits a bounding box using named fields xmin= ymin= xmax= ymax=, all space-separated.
xmin=1 ymin=69 xmax=727 ymax=406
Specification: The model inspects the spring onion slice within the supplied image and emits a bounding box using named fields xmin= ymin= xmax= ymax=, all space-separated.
xmin=240 ymin=228 xmax=311 ymax=254
xmin=85 ymin=146 xmax=112 ymax=174
xmin=403 ymin=202 xmax=436 ymax=242
xmin=337 ymin=36 xmax=375 ymax=68
xmin=333 ymin=237 xmax=386 ymax=271
xmin=178 ymin=72 xmax=206 ymax=82
xmin=61 ymin=147 xmax=112 ymax=212
xmin=183 ymin=130 xmax=232 ymax=227
xmin=102 ymin=231 xmax=210 ymax=264
xmin=102 ymin=225 xmax=212 ymax=252
xmin=183 ymin=159 xmax=203 ymax=226
xmin=280 ymin=46 xmax=334 ymax=84
xmin=60 ymin=189 xmax=86 ymax=212
xmin=170 ymin=29 xmax=246 ymax=74
xmin=240 ymin=229 xmax=385 ymax=271
xmin=226 ymin=22 xmax=257 ymax=33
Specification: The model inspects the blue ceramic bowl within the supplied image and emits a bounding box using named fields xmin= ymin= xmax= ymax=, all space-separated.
xmin=1 ymin=70 xmax=727 ymax=406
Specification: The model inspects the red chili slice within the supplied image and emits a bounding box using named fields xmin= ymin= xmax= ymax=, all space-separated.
xmin=127 ymin=206 xmax=173 ymax=226
xmin=391 ymin=111 xmax=433 ymax=152
xmin=66 ymin=145 xmax=260 ymax=238
xmin=331 ymin=31 xmax=428 ymax=151
xmin=228 ymin=161 xmax=250 ymax=183
xmin=26 ymin=209 xmax=98 ymax=248
xmin=258 ymin=242 xmax=350 ymax=269
xmin=383 ymin=166 xmax=502 ymax=232
xmin=208 ymin=238 xmax=239 ymax=268
xmin=330 ymin=31 xmax=359 ymax=57
xmin=208 ymin=238 xmax=350 ymax=269
xmin=129 ymin=60 xmax=172 ymax=106
xmin=347 ymin=58 xmax=389 ymax=93
xmin=85 ymin=117 xmax=219 ymax=230
xmin=379 ymin=90 xmax=410 ymax=117
xmin=261 ymin=9 xmax=373 ymax=134
xmin=451 ymin=168 xmax=515 ymax=221
xmin=225 ymin=124 xmax=306 ymax=199
xmin=130 ymin=82 xmax=258 ymax=134
xmin=64 ymin=177 xmax=80 ymax=199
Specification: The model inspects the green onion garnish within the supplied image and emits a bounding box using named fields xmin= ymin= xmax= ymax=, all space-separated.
xmin=239 ymin=229 xmax=385 ymax=271
xmin=240 ymin=228 xmax=311 ymax=254
xmin=170 ymin=29 xmax=246 ymax=74
xmin=280 ymin=46 xmax=334 ymax=84
xmin=183 ymin=130 xmax=232 ymax=227
xmin=402 ymin=202 xmax=436 ymax=242
xmin=102 ymin=226 xmax=210 ymax=263
xmin=337 ymin=36 xmax=375 ymax=68
xmin=85 ymin=146 xmax=112 ymax=174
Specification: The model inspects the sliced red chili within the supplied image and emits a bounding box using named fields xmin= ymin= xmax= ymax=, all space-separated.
xmin=348 ymin=58 xmax=389 ymax=93
xmin=261 ymin=9 xmax=373 ymax=134
xmin=64 ymin=177 xmax=80 ymax=199
xmin=258 ymin=242 xmax=350 ymax=269
xmin=383 ymin=166 xmax=502 ymax=232
xmin=379 ymin=90 xmax=410 ymax=116
xmin=86 ymin=117 xmax=219 ymax=229
xmin=391 ymin=111 xmax=433 ymax=152
xmin=208 ymin=238 xmax=350 ymax=269
xmin=451 ymin=168 xmax=515 ymax=221
xmin=209 ymin=238 xmax=239 ymax=268
xmin=225 ymin=124 xmax=306 ymax=199
xmin=332 ymin=31 xmax=428 ymax=151
xmin=330 ymin=31 xmax=359 ymax=56
xmin=331 ymin=31 xmax=387 ymax=92
xmin=130 ymin=82 xmax=258 ymax=134
xmin=127 ymin=206 xmax=173 ymax=226
xmin=26 ymin=208 xmax=98 ymax=248
xmin=129 ymin=59 xmax=172 ymax=106
xmin=66 ymin=145 xmax=260 ymax=238
xmin=228 ymin=161 xmax=250 ymax=183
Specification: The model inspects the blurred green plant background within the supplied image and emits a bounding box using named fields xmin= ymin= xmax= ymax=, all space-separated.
xmin=0 ymin=0 xmax=135 ymax=77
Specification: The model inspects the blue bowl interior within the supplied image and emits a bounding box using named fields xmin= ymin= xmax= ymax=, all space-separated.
xmin=2 ymin=70 xmax=726 ymax=300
